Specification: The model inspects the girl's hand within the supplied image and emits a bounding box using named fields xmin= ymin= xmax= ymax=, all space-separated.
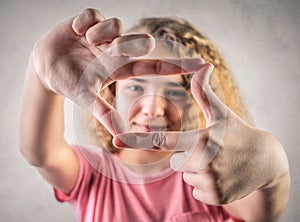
xmin=30 ymin=8 xmax=203 ymax=135
xmin=113 ymin=63 xmax=289 ymax=205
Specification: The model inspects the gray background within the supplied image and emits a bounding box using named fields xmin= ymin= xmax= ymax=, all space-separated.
xmin=0 ymin=0 xmax=299 ymax=221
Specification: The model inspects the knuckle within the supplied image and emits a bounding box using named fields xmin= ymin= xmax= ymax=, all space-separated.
xmin=182 ymin=173 xmax=190 ymax=184
xmin=183 ymin=173 xmax=196 ymax=186
xmin=192 ymin=188 xmax=201 ymax=201
xmin=152 ymin=131 xmax=166 ymax=148
xmin=155 ymin=60 xmax=162 ymax=74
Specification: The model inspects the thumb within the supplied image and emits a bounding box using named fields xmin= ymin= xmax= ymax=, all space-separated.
xmin=73 ymin=62 xmax=128 ymax=135
xmin=191 ymin=63 xmax=228 ymax=126
xmin=191 ymin=64 xmax=228 ymax=169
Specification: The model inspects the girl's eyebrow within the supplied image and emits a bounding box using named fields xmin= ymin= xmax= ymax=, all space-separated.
xmin=130 ymin=78 xmax=183 ymax=87
xmin=166 ymin=81 xmax=182 ymax=87
xmin=130 ymin=78 xmax=147 ymax=83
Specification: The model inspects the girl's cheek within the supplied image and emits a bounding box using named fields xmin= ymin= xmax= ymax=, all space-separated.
xmin=115 ymin=94 xmax=132 ymax=118
xmin=116 ymin=93 xmax=140 ymax=123
xmin=165 ymin=102 xmax=183 ymax=130
xmin=168 ymin=99 xmax=200 ymax=131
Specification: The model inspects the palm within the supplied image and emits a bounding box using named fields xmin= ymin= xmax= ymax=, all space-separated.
xmin=33 ymin=18 xmax=99 ymax=99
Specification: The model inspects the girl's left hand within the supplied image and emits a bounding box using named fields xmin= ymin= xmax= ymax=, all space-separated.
xmin=113 ymin=63 xmax=289 ymax=205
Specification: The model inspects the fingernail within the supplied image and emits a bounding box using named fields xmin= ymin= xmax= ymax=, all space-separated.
xmin=207 ymin=63 xmax=214 ymax=74
xmin=199 ymin=58 xmax=205 ymax=64
xmin=203 ymin=63 xmax=214 ymax=86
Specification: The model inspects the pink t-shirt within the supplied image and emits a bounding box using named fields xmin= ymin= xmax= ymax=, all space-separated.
xmin=54 ymin=145 xmax=243 ymax=222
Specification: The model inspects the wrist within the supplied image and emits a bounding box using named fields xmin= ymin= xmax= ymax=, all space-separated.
xmin=27 ymin=52 xmax=58 ymax=97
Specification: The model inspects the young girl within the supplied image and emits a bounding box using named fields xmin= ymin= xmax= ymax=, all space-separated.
xmin=20 ymin=8 xmax=290 ymax=222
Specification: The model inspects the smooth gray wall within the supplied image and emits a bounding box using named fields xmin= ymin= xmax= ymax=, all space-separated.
xmin=1 ymin=0 xmax=299 ymax=221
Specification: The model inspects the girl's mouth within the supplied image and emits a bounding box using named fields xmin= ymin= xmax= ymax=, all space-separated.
xmin=132 ymin=123 xmax=168 ymax=132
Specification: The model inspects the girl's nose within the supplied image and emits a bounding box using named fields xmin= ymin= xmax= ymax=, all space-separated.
xmin=141 ymin=94 xmax=167 ymax=117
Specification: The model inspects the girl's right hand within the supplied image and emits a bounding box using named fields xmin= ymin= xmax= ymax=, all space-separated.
xmin=30 ymin=8 xmax=203 ymax=135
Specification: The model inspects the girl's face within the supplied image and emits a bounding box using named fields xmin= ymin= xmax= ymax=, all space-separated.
xmin=115 ymin=43 xmax=195 ymax=133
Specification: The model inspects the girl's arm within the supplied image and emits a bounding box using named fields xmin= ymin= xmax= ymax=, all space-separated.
xmin=19 ymin=8 xmax=125 ymax=194
xmin=19 ymin=57 xmax=80 ymax=194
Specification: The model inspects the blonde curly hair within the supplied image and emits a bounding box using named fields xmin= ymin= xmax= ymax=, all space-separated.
xmin=83 ymin=17 xmax=253 ymax=152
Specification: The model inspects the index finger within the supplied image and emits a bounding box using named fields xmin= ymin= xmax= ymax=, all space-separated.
xmin=134 ymin=58 xmax=205 ymax=75
xmin=104 ymin=36 xmax=205 ymax=77
xmin=116 ymin=58 xmax=204 ymax=78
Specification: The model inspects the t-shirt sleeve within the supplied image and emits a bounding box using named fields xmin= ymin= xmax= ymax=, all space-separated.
xmin=53 ymin=145 xmax=101 ymax=202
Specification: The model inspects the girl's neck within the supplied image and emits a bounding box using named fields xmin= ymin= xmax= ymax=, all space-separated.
xmin=118 ymin=149 xmax=172 ymax=175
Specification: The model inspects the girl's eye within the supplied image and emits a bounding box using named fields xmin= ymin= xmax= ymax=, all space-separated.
xmin=128 ymin=85 xmax=144 ymax=92
xmin=166 ymin=90 xmax=188 ymax=99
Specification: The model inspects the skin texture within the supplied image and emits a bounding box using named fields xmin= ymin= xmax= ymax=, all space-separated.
xmin=19 ymin=8 xmax=290 ymax=222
